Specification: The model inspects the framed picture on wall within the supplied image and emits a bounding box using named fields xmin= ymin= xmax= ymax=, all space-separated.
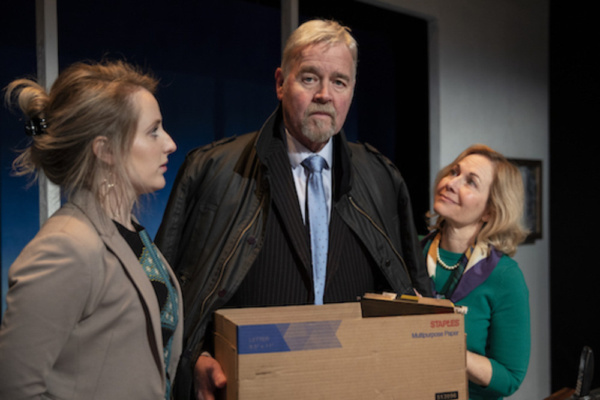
xmin=509 ymin=158 xmax=542 ymax=244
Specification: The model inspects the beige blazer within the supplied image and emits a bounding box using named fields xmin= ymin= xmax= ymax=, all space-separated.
xmin=0 ymin=190 xmax=183 ymax=400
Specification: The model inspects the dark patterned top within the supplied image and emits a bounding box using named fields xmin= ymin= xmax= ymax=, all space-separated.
xmin=114 ymin=220 xmax=179 ymax=399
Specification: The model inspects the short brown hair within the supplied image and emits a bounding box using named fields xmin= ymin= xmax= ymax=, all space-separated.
xmin=428 ymin=144 xmax=529 ymax=256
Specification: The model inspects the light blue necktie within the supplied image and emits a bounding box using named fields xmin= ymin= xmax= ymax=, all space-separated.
xmin=302 ymin=155 xmax=328 ymax=305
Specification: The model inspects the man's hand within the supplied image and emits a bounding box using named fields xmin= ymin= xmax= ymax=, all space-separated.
xmin=194 ymin=353 xmax=227 ymax=400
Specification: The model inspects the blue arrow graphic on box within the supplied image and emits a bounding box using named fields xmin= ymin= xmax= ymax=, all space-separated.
xmin=238 ymin=320 xmax=342 ymax=354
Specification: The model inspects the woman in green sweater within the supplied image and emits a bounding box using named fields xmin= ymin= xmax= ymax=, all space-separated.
xmin=422 ymin=144 xmax=530 ymax=399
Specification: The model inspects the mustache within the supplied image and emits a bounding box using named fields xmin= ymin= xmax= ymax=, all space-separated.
xmin=306 ymin=104 xmax=336 ymax=118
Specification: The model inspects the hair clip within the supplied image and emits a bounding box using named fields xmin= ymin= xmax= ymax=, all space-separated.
xmin=24 ymin=117 xmax=48 ymax=136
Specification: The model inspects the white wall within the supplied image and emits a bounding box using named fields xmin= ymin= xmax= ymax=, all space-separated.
xmin=362 ymin=1 xmax=550 ymax=399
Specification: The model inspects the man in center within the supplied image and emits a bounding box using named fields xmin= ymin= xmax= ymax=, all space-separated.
xmin=156 ymin=19 xmax=431 ymax=400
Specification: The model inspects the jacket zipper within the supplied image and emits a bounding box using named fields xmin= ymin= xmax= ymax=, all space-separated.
xmin=199 ymin=196 xmax=264 ymax=319
xmin=347 ymin=196 xmax=410 ymax=277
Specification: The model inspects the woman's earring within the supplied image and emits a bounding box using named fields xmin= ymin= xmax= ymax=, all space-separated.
xmin=100 ymin=173 xmax=115 ymax=197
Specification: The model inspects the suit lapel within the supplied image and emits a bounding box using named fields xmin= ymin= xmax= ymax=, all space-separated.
xmin=70 ymin=191 xmax=166 ymax=377
xmin=266 ymin=141 xmax=312 ymax=275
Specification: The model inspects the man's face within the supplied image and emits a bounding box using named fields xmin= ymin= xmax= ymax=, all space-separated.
xmin=276 ymin=42 xmax=355 ymax=152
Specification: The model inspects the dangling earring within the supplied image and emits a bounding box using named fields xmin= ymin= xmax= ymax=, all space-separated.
xmin=99 ymin=171 xmax=121 ymax=219
xmin=100 ymin=172 xmax=116 ymax=198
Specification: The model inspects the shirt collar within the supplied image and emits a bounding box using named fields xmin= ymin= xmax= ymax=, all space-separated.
xmin=285 ymin=129 xmax=333 ymax=170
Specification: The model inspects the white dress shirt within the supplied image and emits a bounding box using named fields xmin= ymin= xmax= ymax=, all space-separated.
xmin=285 ymin=129 xmax=333 ymax=225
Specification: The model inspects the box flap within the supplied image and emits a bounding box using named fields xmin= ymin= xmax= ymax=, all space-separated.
xmin=361 ymin=292 xmax=458 ymax=317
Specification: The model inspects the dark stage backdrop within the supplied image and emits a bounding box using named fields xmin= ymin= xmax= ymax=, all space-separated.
xmin=549 ymin=0 xmax=600 ymax=393
xmin=0 ymin=1 xmax=428 ymax=316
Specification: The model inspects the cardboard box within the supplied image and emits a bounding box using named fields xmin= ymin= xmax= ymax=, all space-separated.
xmin=214 ymin=301 xmax=467 ymax=400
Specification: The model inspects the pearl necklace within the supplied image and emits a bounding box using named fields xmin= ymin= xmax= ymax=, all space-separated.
xmin=436 ymin=245 xmax=461 ymax=270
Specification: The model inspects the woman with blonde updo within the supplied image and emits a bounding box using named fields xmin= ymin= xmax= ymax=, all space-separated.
xmin=423 ymin=144 xmax=531 ymax=400
xmin=0 ymin=60 xmax=181 ymax=400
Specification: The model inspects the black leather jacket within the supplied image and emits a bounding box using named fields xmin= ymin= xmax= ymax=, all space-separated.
xmin=156 ymin=106 xmax=431 ymax=398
